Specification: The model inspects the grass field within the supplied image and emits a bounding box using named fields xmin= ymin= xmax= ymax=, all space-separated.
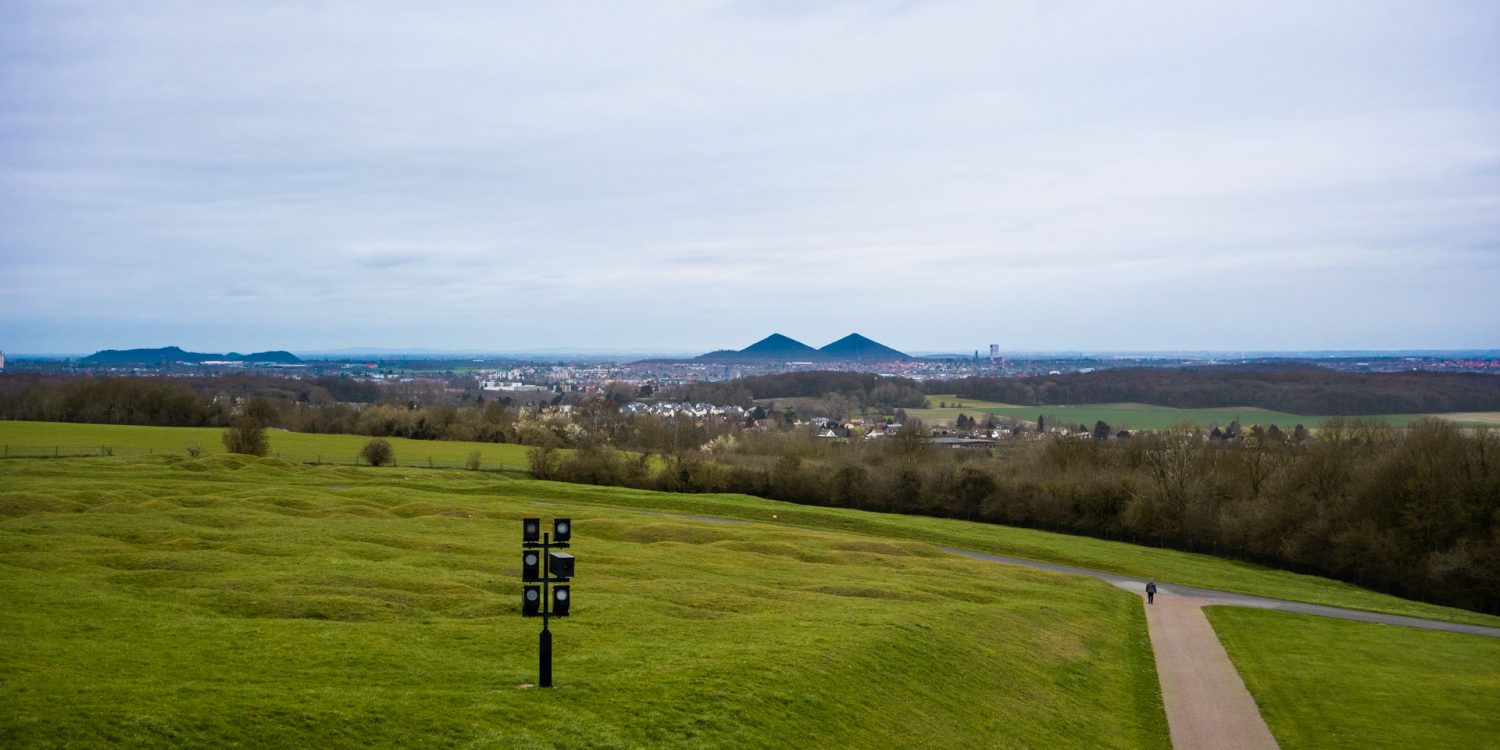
xmin=531 ymin=480 xmax=1500 ymax=628
xmin=1207 ymin=607 xmax=1500 ymax=750
xmin=0 ymin=420 xmax=539 ymax=471
xmin=2 ymin=420 xmax=1495 ymax=628
xmin=1435 ymin=411 xmax=1500 ymax=425
xmin=916 ymin=396 xmax=1486 ymax=430
xmin=0 ymin=456 xmax=1168 ymax=749
xmin=903 ymin=395 xmax=1019 ymax=424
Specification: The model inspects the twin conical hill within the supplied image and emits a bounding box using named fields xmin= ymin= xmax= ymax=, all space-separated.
xmin=818 ymin=333 xmax=912 ymax=361
xmin=696 ymin=333 xmax=910 ymax=362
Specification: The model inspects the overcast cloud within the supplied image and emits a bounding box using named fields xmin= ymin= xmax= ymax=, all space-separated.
xmin=2 ymin=0 xmax=1497 ymax=354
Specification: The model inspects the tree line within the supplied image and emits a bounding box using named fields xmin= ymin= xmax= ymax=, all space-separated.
xmin=942 ymin=366 xmax=1500 ymax=415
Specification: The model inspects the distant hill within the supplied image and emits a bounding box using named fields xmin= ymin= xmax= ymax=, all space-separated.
xmin=697 ymin=334 xmax=827 ymax=362
xmin=79 ymin=347 xmax=302 ymax=365
xmin=696 ymin=333 xmax=911 ymax=363
xmin=818 ymin=333 xmax=912 ymax=362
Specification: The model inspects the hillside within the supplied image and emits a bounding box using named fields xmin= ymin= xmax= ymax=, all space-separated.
xmin=696 ymin=333 xmax=912 ymax=363
xmin=0 ymin=456 xmax=1166 ymax=749
xmin=80 ymin=346 xmax=302 ymax=365
xmin=696 ymin=333 xmax=827 ymax=362
xmin=3 ymin=420 xmax=1496 ymax=627
xmin=818 ymin=333 xmax=912 ymax=361
xmin=0 ymin=420 xmax=541 ymax=470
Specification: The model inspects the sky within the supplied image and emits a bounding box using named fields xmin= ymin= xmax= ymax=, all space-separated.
xmin=2 ymin=0 xmax=1498 ymax=355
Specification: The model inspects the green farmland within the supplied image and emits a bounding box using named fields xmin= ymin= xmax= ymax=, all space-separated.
xmin=0 ymin=455 xmax=1168 ymax=749
xmin=0 ymin=420 xmax=539 ymax=471
xmin=915 ymin=396 xmax=1485 ymax=431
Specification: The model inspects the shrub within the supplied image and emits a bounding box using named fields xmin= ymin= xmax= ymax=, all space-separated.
xmin=528 ymin=445 xmax=561 ymax=480
xmin=221 ymin=419 xmax=269 ymax=456
xmin=360 ymin=438 xmax=394 ymax=467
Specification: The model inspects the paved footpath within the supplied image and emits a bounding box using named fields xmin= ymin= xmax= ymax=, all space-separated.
xmin=1142 ymin=593 xmax=1279 ymax=750
xmin=939 ymin=545 xmax=1500 ymax=750
xmin=940 ymin=547 xmax=1500 ymax=638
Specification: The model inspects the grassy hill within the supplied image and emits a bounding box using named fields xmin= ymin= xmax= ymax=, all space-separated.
xmin=0 ymin=420 xmax=539 ymax=471
xmin=1208 ymin=607 xmax=1500 ymax=749
xmin=3 ymin=420 xmax=1496 ymax=627
xmin=0 ymin=455 xmax=1167 ymax=749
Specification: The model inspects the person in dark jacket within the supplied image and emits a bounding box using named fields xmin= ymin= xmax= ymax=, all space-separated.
xmin=1146 ymin=580 xmax=1157 ymax=604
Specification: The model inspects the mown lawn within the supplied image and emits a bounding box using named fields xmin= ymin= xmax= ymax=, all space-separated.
xmin=0 ymin=456 xmax=1167 ymax=749
xmin=1207 ymin=607 xmax=1500 ymax=750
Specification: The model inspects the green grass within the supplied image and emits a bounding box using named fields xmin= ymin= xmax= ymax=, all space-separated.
xmin=0 ymin=420 xmax=539 ymax=471
xmin=4 ymin=420 xmax=1495 ymax=628
xmin=0 ymin=455 xmax=1167 ymax=749
xmin=525 ymin=482 xmax=1500 ymax=628
xmin=902 ymin=396 xmax=1020 ymax=424
xmin=1206 ymin=607 xmax=1500 ymax=749
xmin=917 ymin=396 xmax=1488 ymax=430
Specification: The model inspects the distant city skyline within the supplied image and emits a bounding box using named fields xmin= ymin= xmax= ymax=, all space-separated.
xmin=3 ymin=1 xmax=1498 ymax=354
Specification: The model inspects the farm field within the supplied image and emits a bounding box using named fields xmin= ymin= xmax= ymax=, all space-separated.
xmin=900 ymin=395 xmax=1019 ymax=424
xmin=1207 ymin=607 xmax=1500 ymax=750
xmin=0 ymin=455 xmax=1168 ymax=749
xmin=917 ymin=396 xmax=1486 ymax=431
xmin=0 ymin=420 xmax=540 ymax=471
xmin=1434 ymin=411 xmax=1500 ymax=425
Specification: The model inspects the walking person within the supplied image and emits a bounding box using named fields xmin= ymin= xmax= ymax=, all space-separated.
xmin=1146 ymin=580 xmax=1157 ymax=604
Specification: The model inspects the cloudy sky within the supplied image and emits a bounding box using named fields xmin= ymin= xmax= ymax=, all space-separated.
xmin=2 ymin=1 xmax=1497 ymax=355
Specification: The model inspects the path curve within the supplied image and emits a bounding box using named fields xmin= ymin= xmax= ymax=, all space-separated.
xmin=613 ymin=507 xmax=1500 ymax=637
xmin=940 ymin=547 xmax=1500 ymax=638
xmin=612 ymin=507 xmax=1500 ymax=636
